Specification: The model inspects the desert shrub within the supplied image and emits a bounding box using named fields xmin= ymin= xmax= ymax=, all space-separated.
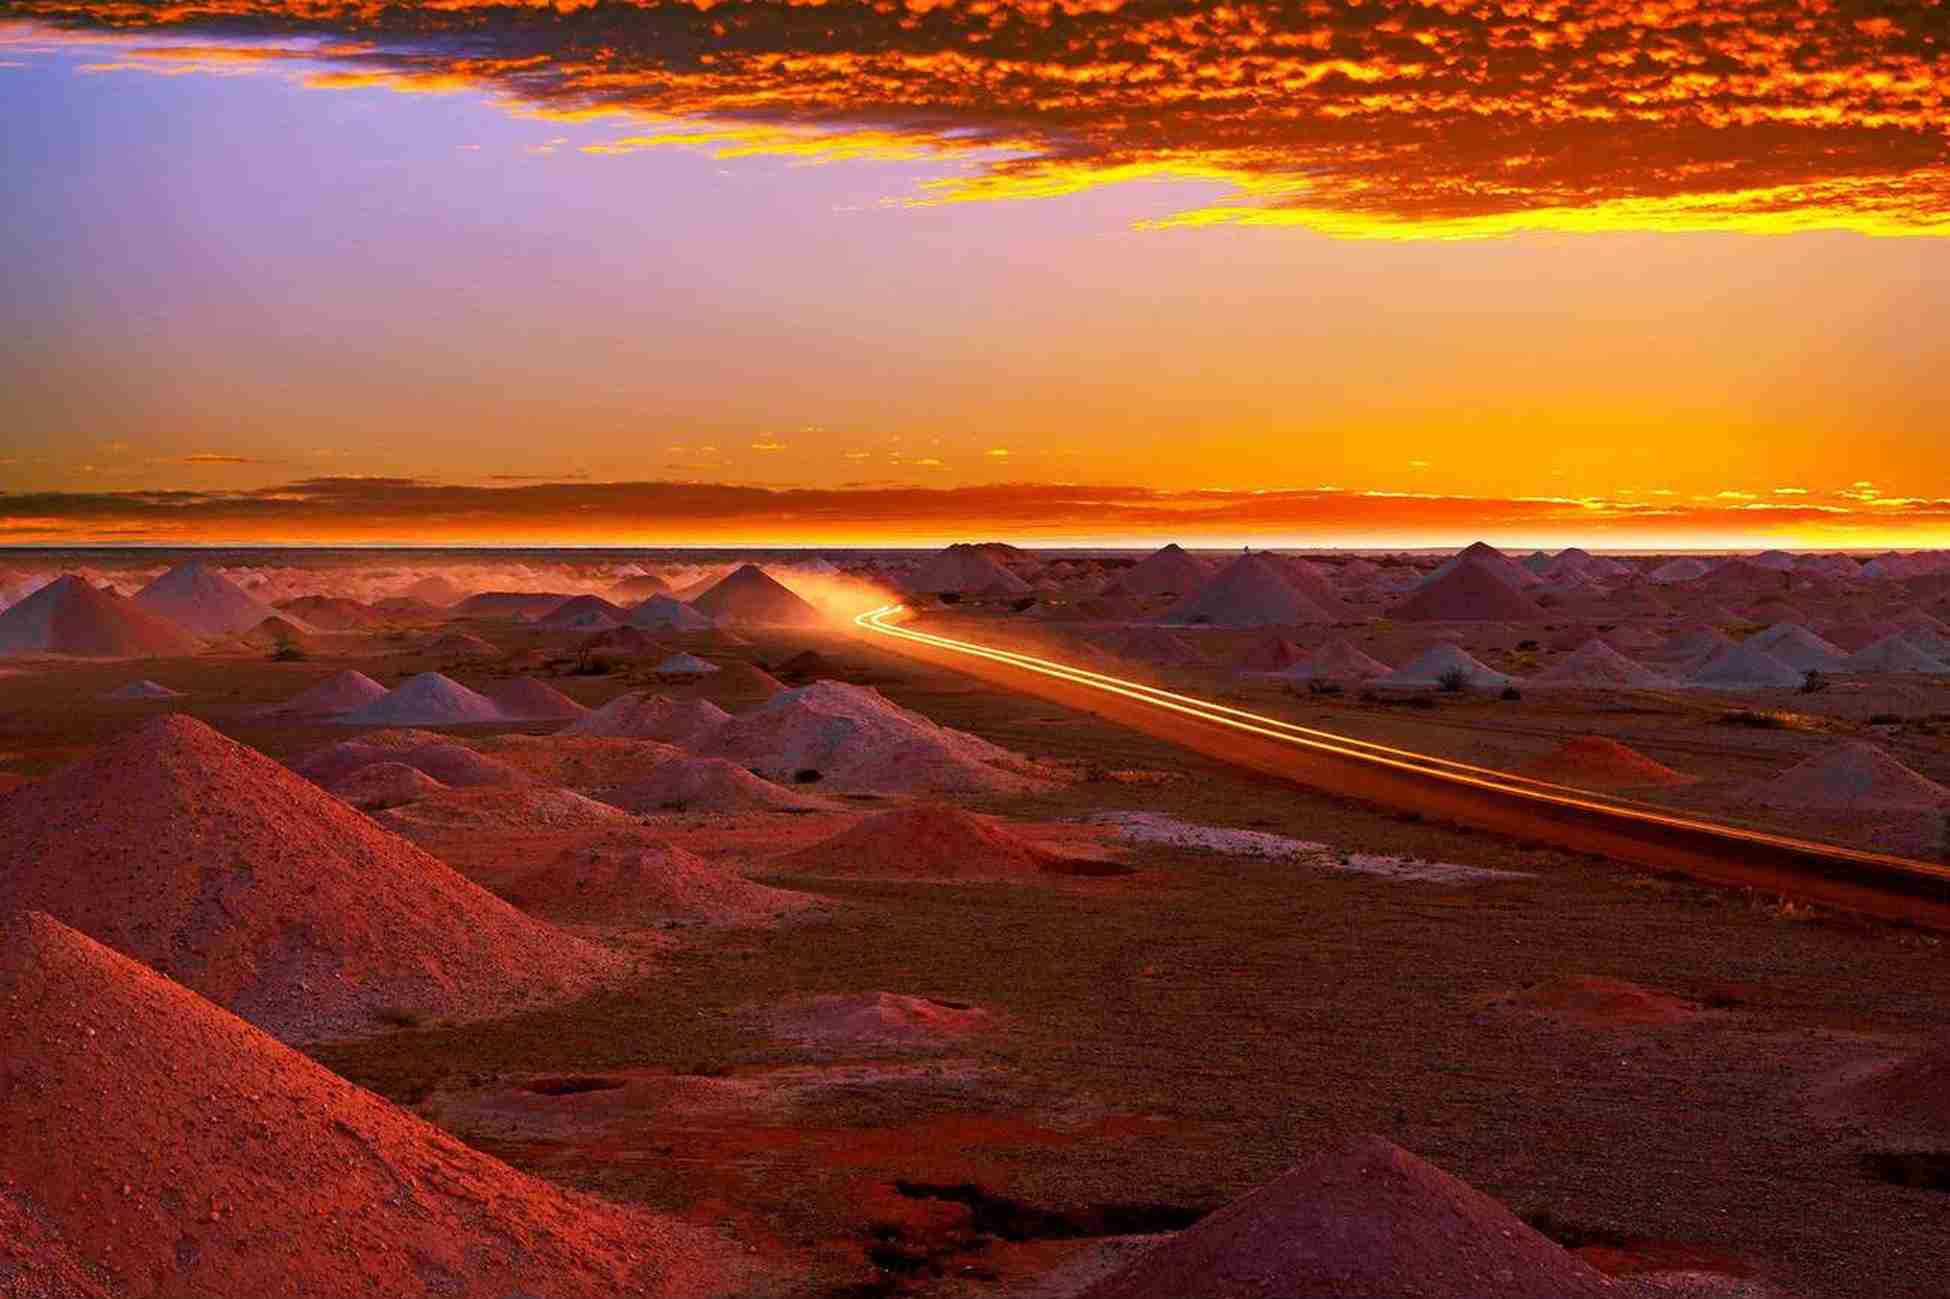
xmin=1436 ymin=667 xmax=1470 ymax=693
xmin=937 ymin=591 xmax=962 ymax=605
xmin=1011 ymin=596 xmax=1038 ymax=613
xmin=1516 ymin=639 xmax=1539 ymax=651
xmin=270 ymin=638 xmax=306 ymax=662
xmin=1306 ymin=679 xmax=1343 ymax=696
xmin=1501 ymin=686 xmax=1522 ymax=701
xmin=793 ymin=768 xmax=824 ymax=784
xmin=1801 ymin=670 xmax=1831 ymax=694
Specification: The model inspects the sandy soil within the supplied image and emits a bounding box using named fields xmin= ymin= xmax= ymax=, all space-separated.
xmin=0 ymin=623 xmax=1946 ymax=1296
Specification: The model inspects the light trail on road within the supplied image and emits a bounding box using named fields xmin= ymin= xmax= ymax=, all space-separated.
xmin=852 ymin=603 xmax=1950 ymax=925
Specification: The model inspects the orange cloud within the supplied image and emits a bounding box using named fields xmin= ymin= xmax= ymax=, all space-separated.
xmin=11 ymin=0 xmax=1950 ymax=237
xmin=8 ymin=476 xmax=1950 ymax=548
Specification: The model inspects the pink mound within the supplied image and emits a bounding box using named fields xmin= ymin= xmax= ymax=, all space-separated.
xmin=0 ymin=716 xmax=622 ymax=1041
xmin=1517 ymin=737 xmax=1690 ymax=790
xmin=1111 ymin=543 xmax=1210 ymax=597
xmin=341 ymin=671 xmax=503 ymax=725
xmin=490 ymin=676 xmax=590 ymax=720
xmin=376 ymin=784 xmax=637 ymax=835
xmin=296 ymin=736 xmax=527 ymax=789
xmin=1091 ymin=626 xmax=1206 ymax=665
xmin=1284 ymin=638 xmax=1392 ymax=681
xmin=703 ymin=680 xmax=1045 ymax=794
xmin=535 ymin=594 xmax=628 ymax=629
xmin=469 ymin=734 xmax=683 ymax=789
xmin=685 ymin=659 xmax=785 ymax=704
xmin=689 ymin=563 xmax=824 ymax=626
xmin=600 ymin=757 xmax=834 ymax=812
xmin=0 ymin=912 xmax=725 ymax=1298
xmin=240 ymin=614 xmax=310 ymax=649
xmin=770 ymin=991 xmax=990 ymax=1046
xmin=781 ymin=803 xmax=1073 ymax=879
xmin=1234 ymin=637 xmax=1306 ymax=671
xmin=1160 ymin=553 xmax=1333 ymax=627
xmin=1388 ymin=559 xmax=1545 ymax=622
xmin=271 ymin=668 xmax=389 ymax=716
xmin=1532 ymin=640 xmax=1678 ymax=688
xmin=275 ymin=594 xmax=377 ymax=629
xmin=503 ymin=830 xmax=813 ymax=926
xmin=1754 ymin=741 xmax=1950 ymax=810
xmin=579 ymin=624 xmax=664 ymax=659
xmin=566 ymin=692 xmax=731 ymax=744
xmin=1823 ymin=1042 xmax=1950 ymax=1141
xmin=423 ymin=630 xmax=498 ymax=657
xmin=0 ymin=574 xmax=201 ymax=658
xmin=327 ymin=760 xmax=446 ymax=811
xmin=1501 ymin=975 xmax=1702 ymax=1027
xmin=132 ymin=562 xmax=276 ymax=636
xmin=1080 ymin=1135 xmax=1613 ymax=1299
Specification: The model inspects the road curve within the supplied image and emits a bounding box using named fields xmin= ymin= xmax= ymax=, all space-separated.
xmin=853 ymin=604 xmax=1950 ymax=929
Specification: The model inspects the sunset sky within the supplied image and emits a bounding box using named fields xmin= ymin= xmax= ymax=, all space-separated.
xmin=2 ymin=1 xmax=1947 ymax=547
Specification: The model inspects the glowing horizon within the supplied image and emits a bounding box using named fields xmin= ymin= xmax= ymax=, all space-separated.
xmin=3 ymin=2 xmax=1948 ymax=546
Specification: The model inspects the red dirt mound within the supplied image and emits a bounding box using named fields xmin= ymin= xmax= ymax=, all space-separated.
xmin=769 ymin=991 xmax=990 ymax=1046
xmin=1388 ymin=559 xmax=1545 ymax=622
xmin=566 ymin=692 xmax=731 ymax=744
xmin=689 ymin=563 xmax=824 ymax=626
xmin=503 ymin=830 xmax=814 ymax=926
xmin=0 ymin=574 xmax=201 ymax=658
xmin=422 ymin=629 xmax=498 ymax=657
xmin=376 ymin=784 xmax=639 ymax=835
xmin=0 ymin=1188 xmax=111 ymax=1299
xmin=703 ymin=680 xmax=1046 ymax=794
xmin=0 ymin=912 xmax=728 ymax=1298
xmin=0 ymin=716 xmax=623 ymax=1041
xmin=780 ymin=803 xmax=1076 ymax=879
xmin=326 ymin=759 xmax=446 ymax=810
xmin=1820 ymin=1042 xmax=1950 ymax=1141
xmin=268 ymin=668 xmax=388 ymax=716
xmin=1498 ymin=975 xmax=1702 ymax=1027
xmin=600 ymin=757 xmax=835 ymax=813
xmin=1517 ymin=737 xmax=1691 ymax=790
xmin=1754 ymin=741 xmax=1950 ymax=810
xmin=489 ymin=676 xmax=590 ymax=720
xmin=470 ymin=733 xmax=683 ymax=789
xmin=295 ymin=736 xmax=527 ymax=789
xmin=1080 ymin=1135 xmax=1614 ymax=1299
xmin=132 ymin=561 xmax=277 ymax=636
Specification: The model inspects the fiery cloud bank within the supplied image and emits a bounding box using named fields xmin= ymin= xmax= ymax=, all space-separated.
xmin=5 ymin=476 xmax=1949 ymax=547
xmin=10 ymin=0 xmax=1950 ymax=237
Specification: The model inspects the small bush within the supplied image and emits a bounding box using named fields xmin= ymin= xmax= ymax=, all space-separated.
xmin=1436 ymin=667 xmax=1470 ymax=693
xmin=1516 ymin=639 xmax=1539 ymax=651
xmin=793 ymin=768 xmax=824 ymax=784
xmin=270 ymin=639 xmax=306 ymax=662
xmin=1010 ymin=597 xmax=1038 ymax=613
xmin=1718 ymin=709 xmax=1788 ymax=730
xmin=1801 ymin=669 xmax=1831 ymax=695
xmin=1306 ymin=679 xmax=1343 ymax=696
xmin=937 ymin=592 xmax=963 ymax=605
xmin=1500 ymin=686 xmax=1523 ymax=701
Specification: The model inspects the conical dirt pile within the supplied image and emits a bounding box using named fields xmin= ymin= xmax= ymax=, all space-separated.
xmin=0 ymin=715 xmax=622 ymax=1040
xmin=1080 ymin=1135 xmax=1614 ymax=1299
xmin=0 ymin=911 xmax=725 ymax=1298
